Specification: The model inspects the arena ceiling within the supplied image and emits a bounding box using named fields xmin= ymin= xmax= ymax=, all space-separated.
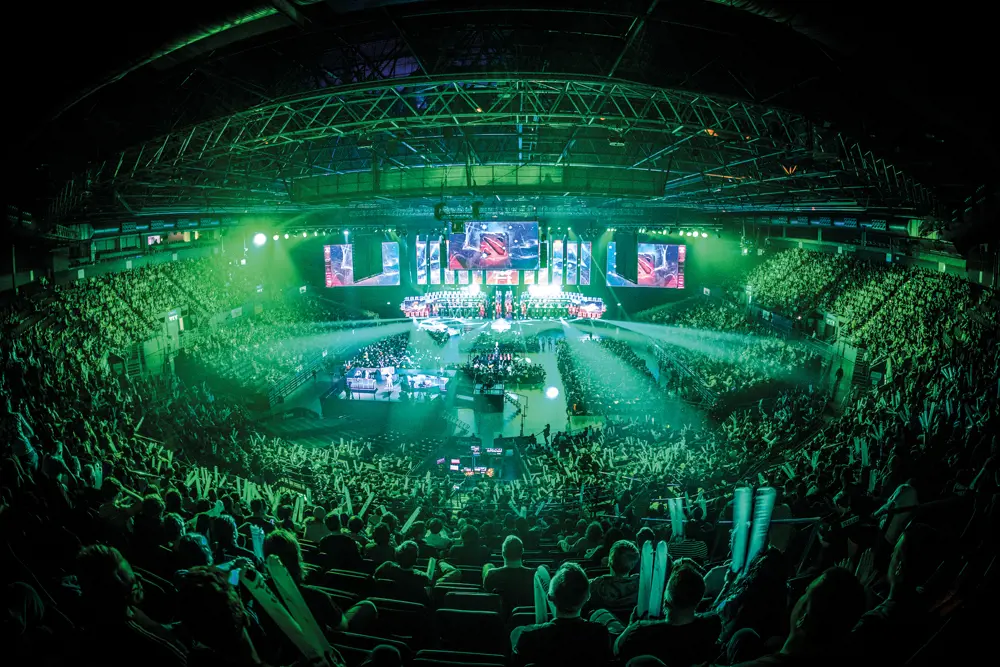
xmin=9 ymin=0 xmax=995 ymax=230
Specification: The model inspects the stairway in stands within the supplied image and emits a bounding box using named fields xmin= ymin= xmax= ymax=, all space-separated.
xmin=162 ymin=270 xmax=212 ymax=317
xmin=850 ymin=355 xmax=871 ymax=391
xmin=126 ymin=343 xmax=145 ymax=377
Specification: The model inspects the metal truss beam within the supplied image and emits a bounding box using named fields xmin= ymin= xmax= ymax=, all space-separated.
xmin=49 ymin=73 xmax=940 ymax=221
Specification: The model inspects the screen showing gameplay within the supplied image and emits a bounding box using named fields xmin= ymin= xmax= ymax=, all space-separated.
xmin=448 ymin=221 xmax=539 ymax=270
xmin=324 ymin=242 xmax=400 ymax=287
xmin=637 ymin=243 xmax=685 ymax=288
xmin=607 ymin=242 xmax=686 ymax=288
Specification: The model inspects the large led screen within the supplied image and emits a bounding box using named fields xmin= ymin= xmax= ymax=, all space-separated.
xmin=324 ymin=242 xmax=400 ymax=287
xmin=580 ymin=241 xmax=592 ymax=285
xmin=415 ymin=238 xmax=428 ymax=285
xmin=606 ymin=242 xmax=686 ymax=288
xmin=565 ymin=241 xmax=578 ymax=285
xmin=429 ymin=240 xmax=441 ymax=285
xmin=448 ymin=221 xmax=539 ymax=270
xmin=637 ymin=243 xmax=685 ymax=288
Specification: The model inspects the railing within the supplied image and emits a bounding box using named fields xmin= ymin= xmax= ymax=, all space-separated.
xmin=266 ymin=351 xmax=329 ymax=407
xmin=648 ymin=342 xmax=717 ymax=404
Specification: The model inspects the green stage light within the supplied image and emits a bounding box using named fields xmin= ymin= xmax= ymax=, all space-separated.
xmin=272 ymin=234 xmax=279 ymax=241
xmin=284 ymin=233 xmax=290 ymax=239
xmin=252 ymin=233 xmax=267 ymax=246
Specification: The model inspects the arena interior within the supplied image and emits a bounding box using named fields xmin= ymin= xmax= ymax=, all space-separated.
xmin=2 ymin=2 xmax=998 ymax=666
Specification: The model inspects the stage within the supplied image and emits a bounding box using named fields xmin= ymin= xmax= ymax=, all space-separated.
xmin=337 ymin=367 xmax=455 ymax=402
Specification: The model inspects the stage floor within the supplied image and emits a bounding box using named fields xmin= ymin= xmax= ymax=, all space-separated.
xmin=341 ymin=369 xmax=453 ymax=402
xmin=261 ymin=317 xmax=710 ymax=446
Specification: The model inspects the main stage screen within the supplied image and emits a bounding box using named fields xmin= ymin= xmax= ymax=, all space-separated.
xmin=448 ymin=221 xmax=539 ymax=270
xmin=324 ymin=242 xmax=400 ymax=287
xmin=607 ymin=242 xmax=686 ymax=288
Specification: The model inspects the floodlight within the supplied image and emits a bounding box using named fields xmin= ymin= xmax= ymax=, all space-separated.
xmin=273 ymin=234 xmax=280 ymax=241
xmin=252 ymin=233 xmax=267 ymax=247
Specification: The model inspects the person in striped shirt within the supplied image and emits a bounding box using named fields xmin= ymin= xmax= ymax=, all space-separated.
xmin=666 ymin=517 xmax=710 ymax=563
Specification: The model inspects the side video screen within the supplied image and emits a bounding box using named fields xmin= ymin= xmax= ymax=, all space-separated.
xmin=607 ymin=242 xmax=686 ymax=288
xmin=324 ymin=242 xmax=401 ymax=287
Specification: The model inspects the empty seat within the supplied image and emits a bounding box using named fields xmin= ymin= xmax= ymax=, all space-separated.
xmin=323 ymin=569 xmax=372 ymax=596
xmin=456 ymin=566 xmax=485 ymax=585
xmin=332 ymin=632 xmax=412 ymax=663
xmin=331 ymin=643 xmax=370 ymax=667
xmin=414 ymin=649 xmax=506 ymax=667
xmin=434 ymin=609 xmax=506 ymax=654
xmin=506 ymin=609 xmax=537 ymax=634
xmin=442 ymin=592 xmax=503 ymax=613
xmin=366 ymin=596 xmax=432 ymax=647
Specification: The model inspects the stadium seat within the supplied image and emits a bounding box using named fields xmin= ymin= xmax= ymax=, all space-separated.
xmin=434 ymin=609 xmax=506 ymax=654
xmin=413 ymin=649 xmax=506 ymax=667
xmin=442 ymin=591 xmax=503 ymax=613
xmin=331 ymin=644 xmax=370 ymax=667
xmin=322 ymin=569 xmax=372 ymax=596
xmin=366 ymin=597 xmax=432 ymax=646
xmin=332 ymin=632 xmax=412 ymax=663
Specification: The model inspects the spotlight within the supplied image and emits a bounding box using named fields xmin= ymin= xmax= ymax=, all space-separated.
xmin=701 ymin=232 xmax=708 ymax=238
xmin=252 ymin=233 xmax=267 ymax=247
xmin=302 ymin=231 xmax=308 ymax=238
xmin=314 ymin=231 xmax=319 ymax=236
xmin=545 ymin=387 xmax=560 ymax=399
xmin=273 ymin=234 xmax=280 ymax=241
xmin=284 ymin=233 xmax=290 ymax=239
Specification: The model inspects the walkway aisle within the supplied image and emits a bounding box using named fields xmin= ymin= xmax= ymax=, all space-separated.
xmin=520 ymin=348 xmax=569 ymax=435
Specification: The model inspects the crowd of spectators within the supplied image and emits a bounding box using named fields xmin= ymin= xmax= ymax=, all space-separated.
xmin=637 ymin=299 xmax=822 ymax=403
xmin=462 ymin=356 xmax=546 ymax=387
xmin=744 ymin=248 xmax=848 ymax=316
xmin=343 ymin=332 xmax=444 ymax=372
xmin=189 ymin=297 xmax=360 ymax=390
xmin=555 ymin=338 xmax=665 ymax=416
xmin=0 ymin=247 xmax=997 ymax=666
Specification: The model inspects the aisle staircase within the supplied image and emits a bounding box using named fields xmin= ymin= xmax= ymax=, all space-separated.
xmin=850 ymin=356 xmax=871 ymax=390
xmin=163 ymin=271 xmax=212 ymax=317
xmin=126 ymin=343 xmax=144 ymax=377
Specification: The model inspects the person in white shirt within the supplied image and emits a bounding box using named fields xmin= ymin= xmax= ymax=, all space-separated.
xmin=303 ymin=506 xmax=332 ymax=543
xmin=423 ymin=518 xmax=452 ymax=550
